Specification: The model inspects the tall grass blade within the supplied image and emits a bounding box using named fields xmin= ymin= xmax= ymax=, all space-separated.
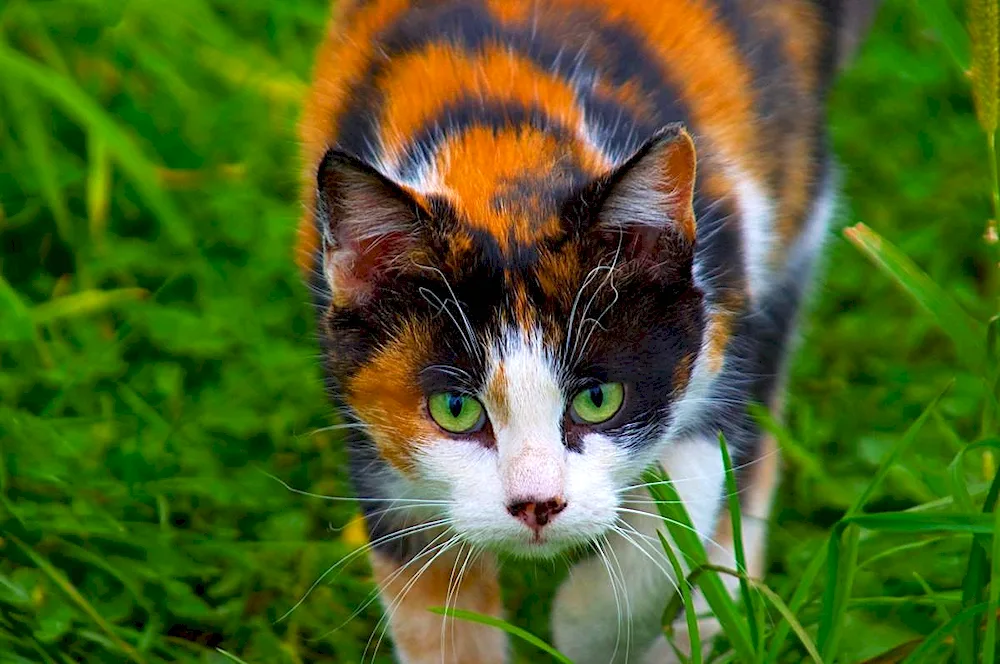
xmin=643 ymin=466 xmax=756 ymax=662
xmin=749 ymin=581 xmax=822 ymax=663
xmin=0 ymin=44 xmax=192 ymax=248
xmin=969 ymin=0 xmax=1000 ymax=135
xmin=216 ymin=649 xmax=252 ymax=664
xmin=957 ymin=465 xmax=1000 ymax=661
xmin=658 ymin=530 xmax=701 ymax=664
xmin=900 ymin=602 xmax=991 ymax=664
xmin=428 ymin=607 xmax=574 ymax=664
xmin=985 ymin=491 xmax=1000 ymax=664
xmin=845 ymin=224 xmax=984 ymax=368
xmin=718 ymin=434 xmax=760 ymax=651
xmin=837 ymin=512 xmax=995 ymax=534
xmin=818 ymin=524 xmax=860 ymax=661
xmin=915 ymin=0 xmax=972 ymax=70
xmin=767 ymin=384 xmax=947 ymax=658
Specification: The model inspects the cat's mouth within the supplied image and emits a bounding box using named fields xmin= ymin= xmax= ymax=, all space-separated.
xmin=479 ymin=521 xmax=609 ymax=560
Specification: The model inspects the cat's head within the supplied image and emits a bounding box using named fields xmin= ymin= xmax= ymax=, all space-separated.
xmin=314 ymin=124 xmax=711 ymax=557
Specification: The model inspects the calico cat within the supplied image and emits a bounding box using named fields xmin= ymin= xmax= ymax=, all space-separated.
xmin=297 ymin=1 xmax=878 ymax=661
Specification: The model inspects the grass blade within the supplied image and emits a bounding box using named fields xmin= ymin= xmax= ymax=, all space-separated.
xmin=5 ymin=534 xmax=145 ymax=664
xmin=985 ymin=492 xmax=1000 ymax=664
xmin=86 ymin=132 xmax=111 ymax=247
xmin=0 ymin=44 xmax=192 ymax=248
xmin=644 ymin=466 xmax=757 ymax=662
xmin=750 ymin=581 xmax=822 ymax=663
xmin=914 ymin=0 xmax=972 ymax=70
xmin=767 ymin=384 xmax=947 ymax=658
xmin=839 ymin=512 xmax=996 ymax=534
xmin=31 ymin=288 xmax=147 ymax=324
xmin=818 ymin=524 xmax=860 ymax=660
xmin=428 ymin=607 xmax=573 ymax=664
xmin=658 ymin=530 xmax=701 ymax=664
xmin=845 ymin=224 xmax=985 ymax=369
xmin=718 ymin=434 xmax=759 ymax=650
xmin=900 ymin=602 xmax=991 ymax=664
xmin=958 ymin=461 xmax=1000 ymax=661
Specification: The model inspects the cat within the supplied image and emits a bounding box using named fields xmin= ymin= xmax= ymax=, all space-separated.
xmin=297 ymin=1 xmax=879 ymax=661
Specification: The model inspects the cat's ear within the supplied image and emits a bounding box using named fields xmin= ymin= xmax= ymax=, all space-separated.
xmin=314 ymin=149 xmax=425 ymax=304
xmin=577 ymin=124 xmax=697 ymax=265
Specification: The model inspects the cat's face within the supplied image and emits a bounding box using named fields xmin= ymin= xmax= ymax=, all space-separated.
xmin=316 ymin=126 xmax=707 ymax=557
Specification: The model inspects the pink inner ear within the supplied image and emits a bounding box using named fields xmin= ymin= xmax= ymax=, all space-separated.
xmin=327 ymin=229 xmax=412 ymax=300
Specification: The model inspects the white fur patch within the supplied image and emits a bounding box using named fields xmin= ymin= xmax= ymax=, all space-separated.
xmin=552 ymin=435 xmax=727 ymax=663
xmin=787 ymin=163 xmax=837 ymax=278
xmin=414 ymin=327 xmax=627 ymax=557
xmin=490 ymin=329 xmax=567 ymax=505
xmin=727 ymin=166 xmax=775 ymax=301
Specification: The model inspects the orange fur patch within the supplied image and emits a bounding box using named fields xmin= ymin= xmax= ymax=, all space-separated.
xmin=704 ymin=310 xmax=733 ymax=373
xmin=434 ymin=125 xmax=598 ymax=248
xmin=536 ymin=248 xmax=581 ymax=301
xmin=672 ymin=352 xmax=694 ymax=395
xmin=345 ymin=320 xmax=436 ymax=473
xmin=486 ymin=0 xmax=535 ymax=24
xmin=297 ymin=0 xmax=412 ymax=272
xmin=371 ymin=549 xmax=506 ymax=663
xmin=376 ymin=43 xmax=597 ymax=168
xmin=550 ymin=0 xmax=762 ymax=181
xmin=484 ymin=361 xmax=510 ymax=429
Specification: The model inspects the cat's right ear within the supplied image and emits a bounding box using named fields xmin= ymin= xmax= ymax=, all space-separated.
xmin=314 ymin=149 xmax=425 ymax=305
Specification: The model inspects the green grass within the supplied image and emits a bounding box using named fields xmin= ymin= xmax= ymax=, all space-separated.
xmin=1 ymin=0 xmax=998 ymax=662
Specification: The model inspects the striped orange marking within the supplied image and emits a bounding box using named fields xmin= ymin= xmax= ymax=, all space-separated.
xmin=375 ymin=42 xmax=604 ymax=169
xmin=486 ymin=0 xmax=535 ymax=24
xmin=345 ymin=320 xmax=436 ymax=473
xmin=760 ymin=1 xmax=823 ymax=94
xmin=298 ymin=0 xmax=412 ymax=272
xmin=760 ymin=1 xmax=824 ymax=245
xmin=536 ymin=247 xmax=582 ymax=301
xmin=551 ymin=0 xmax=762 ymax=180
xmin=672 ymin=352 xmax=694 ymax=395
xmin=433 ymin=125 xmax=597 ymax=247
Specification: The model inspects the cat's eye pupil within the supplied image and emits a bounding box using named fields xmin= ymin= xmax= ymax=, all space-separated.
xmin=589 ymin=386 xmax=604 ymax=408
xmin=570 ymin=382 xmax=623 ymax=425
xmin=448 ymin=395 xmax=464 ymax=418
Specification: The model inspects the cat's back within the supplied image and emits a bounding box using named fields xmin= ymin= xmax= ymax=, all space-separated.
xmin=299 ymin=0 xmax=844 ymax=295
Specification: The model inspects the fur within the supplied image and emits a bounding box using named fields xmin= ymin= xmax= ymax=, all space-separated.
xmin=298 ymin=1 xmax=878 ymax=661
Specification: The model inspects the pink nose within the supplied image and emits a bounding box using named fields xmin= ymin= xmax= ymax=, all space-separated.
xmin=507 ymin=497 xmax=567 ymax=534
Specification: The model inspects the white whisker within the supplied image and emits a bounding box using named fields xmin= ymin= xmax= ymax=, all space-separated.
xmin=277 ymin=518 xmax=451 ymax=624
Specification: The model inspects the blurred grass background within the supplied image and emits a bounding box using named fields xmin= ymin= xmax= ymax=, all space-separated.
xmin=0 ymin=0 xmax=997 ymax=661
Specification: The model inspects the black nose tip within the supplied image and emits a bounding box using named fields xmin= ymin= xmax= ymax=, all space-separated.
xmin=507 ymin=497 xmax=567 ymax=532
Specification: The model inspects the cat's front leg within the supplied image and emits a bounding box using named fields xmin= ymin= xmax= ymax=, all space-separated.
xmin=551 ymin=520 xmax=678 ymax=664
xmin=370 ymin=547 xmax=507 ymax=664
xmin=552 ymin=436 xmax=729 ymax=664
xmin=641 ymin=434 xmax=779 ymax=662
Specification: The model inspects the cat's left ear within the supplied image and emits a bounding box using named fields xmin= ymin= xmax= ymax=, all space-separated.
xmin=580 ymin=124 xmax=697 ymax=264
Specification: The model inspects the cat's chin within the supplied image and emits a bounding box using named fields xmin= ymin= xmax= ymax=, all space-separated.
xmin=480 ymin=532 xmax=603 ymax=560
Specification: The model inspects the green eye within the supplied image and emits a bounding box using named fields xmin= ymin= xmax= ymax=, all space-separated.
xmin=427 ymin=392 xmax=486 ymax=434
xmin=570 ymin=383 xmax=624 ymax=424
